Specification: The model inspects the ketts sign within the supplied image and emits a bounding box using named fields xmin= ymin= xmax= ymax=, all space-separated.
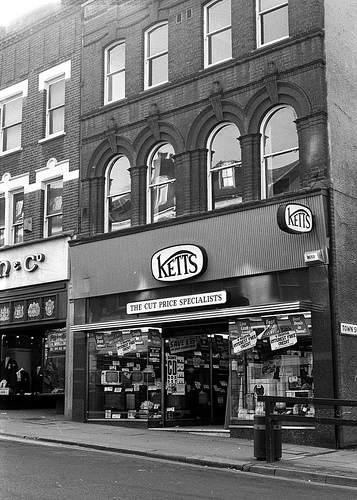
xmin=151 ymin=244 xmax=207 ymax=282
xmin=277 ymin=203 xmax=313 ymax=234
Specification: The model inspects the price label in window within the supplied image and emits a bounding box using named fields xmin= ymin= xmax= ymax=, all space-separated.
xmin=269 ymin=331 xmax=297 ymax=351
xmin=232 ymin=331 xmax=257 ymax=353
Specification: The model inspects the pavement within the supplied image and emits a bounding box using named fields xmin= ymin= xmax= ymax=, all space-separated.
xmin=0 ymin=409 xmax=357 ymax=488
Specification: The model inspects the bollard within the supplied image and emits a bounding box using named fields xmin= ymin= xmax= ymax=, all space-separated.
xmin=253 ymin=414 xmax=282 ymax=460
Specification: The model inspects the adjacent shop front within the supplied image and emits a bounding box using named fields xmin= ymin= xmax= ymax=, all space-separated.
xmin=0 ymin=237 xmax=69 ymax=411
xmin=69 ymin=192 xmax=335 ymax=445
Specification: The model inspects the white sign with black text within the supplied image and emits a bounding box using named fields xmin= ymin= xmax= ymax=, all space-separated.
xmin=151 ymin=244 xmax=207 ymax=282
xmin=126 ymin=290 xmax=227 ymax=315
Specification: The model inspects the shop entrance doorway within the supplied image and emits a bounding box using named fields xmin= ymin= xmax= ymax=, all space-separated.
xmin=164 ymin=328 xmax=229 ymax=426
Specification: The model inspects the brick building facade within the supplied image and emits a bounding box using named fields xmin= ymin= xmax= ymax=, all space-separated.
xmin=1 ymin=0 xmax=356 ymax=448
xmin=0 ymin=1 xmax=81 ymax=408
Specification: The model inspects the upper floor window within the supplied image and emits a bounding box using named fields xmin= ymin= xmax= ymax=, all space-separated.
xmin=106 ymin=156 xmax=131 ymax=232
xmin=1 ymin=95 xmax=22 ymax=153
xmin=105 ymin=41 xmax=125 ymax=104
xmin=45 ymin=178 xmax=63 ymax=237
xmin=257 ymin=0 xmax=289 ymax=47
xmin=0 ymin=172 xmax=28 ymax=247
xmin=261 ymin=106 xmax=299 ymax=199
xmin=145 ymin=22 xmax=168 ymax=89
xmin=0 ymin=80 xmax=27 ymax=155
xmin=147 ymin=143 xmax=175 ymax=223
xmin=207 ymin=123 xmax=242 ymax=210
xmin=204 ymin=0 xmax=232 ymax=67
xmin=12 ymin=190 xmax=24 ymax=245
xmin=47 ymin=77 xmax=65 ymax=136
xmin=0 ymin=191 xmax=24 ymax=247
xmin=39 ymin=61 xmax=71 ymax=141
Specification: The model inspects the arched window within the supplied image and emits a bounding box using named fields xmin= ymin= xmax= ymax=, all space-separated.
xmin=105 ymin=156 xmax=131 ymax=231
xmin=207 ymin=123 xmax=242 ymax=210
xmin=261 ymin=106 xmax=299 ymax=198
xmin=147 ymin=143 xmax=175 ymax=223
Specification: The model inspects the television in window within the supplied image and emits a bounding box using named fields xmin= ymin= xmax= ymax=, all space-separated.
xmin=101 ymin=370 xmax=120 ymax=385
xmin=131 ymin=371 xmax=144 ymax=383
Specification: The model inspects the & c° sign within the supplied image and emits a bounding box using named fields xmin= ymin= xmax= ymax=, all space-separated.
xmin=0 ymin=253 xmax=45 ymax=278
xmin=151 ymin=244 xmax=207 ymax=282
xmin=277 ymin=203 xmax=313 ymax=234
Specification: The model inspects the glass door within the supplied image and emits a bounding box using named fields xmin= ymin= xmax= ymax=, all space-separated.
xmin=164 ymin=333 xmax=229 ymax=425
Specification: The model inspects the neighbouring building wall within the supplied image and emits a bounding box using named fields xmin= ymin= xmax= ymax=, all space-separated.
xmin=325 ymin=0 xmax=357 ymax=445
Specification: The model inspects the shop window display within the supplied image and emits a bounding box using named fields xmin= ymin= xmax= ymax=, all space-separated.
xmin=0 ymin=328 xmax=65 ymax=396
xmin=87 ymin=328 xmax=162 ymax=421
xmin=229 ymin=313 xmax=313 ymax=422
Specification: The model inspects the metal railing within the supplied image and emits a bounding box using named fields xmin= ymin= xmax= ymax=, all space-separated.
xmin=258 ymin=395 xmax=357 ymax=462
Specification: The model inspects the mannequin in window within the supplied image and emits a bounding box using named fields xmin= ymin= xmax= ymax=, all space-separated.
xmin=0 ymin=356 xmax=19 ymax=391
xmin=16 ymin=367 xmax=30 ymax=394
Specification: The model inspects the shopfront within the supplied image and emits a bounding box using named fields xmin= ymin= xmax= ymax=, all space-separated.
xmin=0 ymin=238 xmax=69 ymax=410
xmin=81 ymin=292 xmax=314 ymax=431
xmin=69 ymin=192 xmax=335 ymax=445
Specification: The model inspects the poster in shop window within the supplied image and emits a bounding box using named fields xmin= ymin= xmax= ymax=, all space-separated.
xmin=263 ymin=316 xmax=280 ymax=336
xmin=167 ymin=355 xmax=185 ymax=395
xmin=288 ymin=314 xmax=309 ymax=334
xmin=269 ymin=331 xmax=297 ymax=351
xmin=232 ymin=319 xmax=257 ymax=353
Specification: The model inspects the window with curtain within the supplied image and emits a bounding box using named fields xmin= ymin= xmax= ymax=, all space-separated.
xmin=147 ymin=144 xmax=175 ymax=223
xmin=106 ymin=156 xmax=131 ymax=231
xmin=261 ymin=106 xmax=299 ymax=198
xmin=207 ymin=123 xmax=242 ymax=210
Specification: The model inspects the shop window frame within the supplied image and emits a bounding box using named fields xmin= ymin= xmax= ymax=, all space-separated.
xmin=229 ymin=312 xmax=313 ymax=422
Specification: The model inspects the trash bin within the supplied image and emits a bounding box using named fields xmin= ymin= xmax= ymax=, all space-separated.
xmin=253 ymin=415 xmax=282 ymax=460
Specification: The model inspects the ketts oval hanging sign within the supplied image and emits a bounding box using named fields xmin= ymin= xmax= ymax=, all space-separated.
xmin=151 ymin=244 xmax=207 ymax=282
xmin=277 ymin=203 xmax=313 ymax=234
